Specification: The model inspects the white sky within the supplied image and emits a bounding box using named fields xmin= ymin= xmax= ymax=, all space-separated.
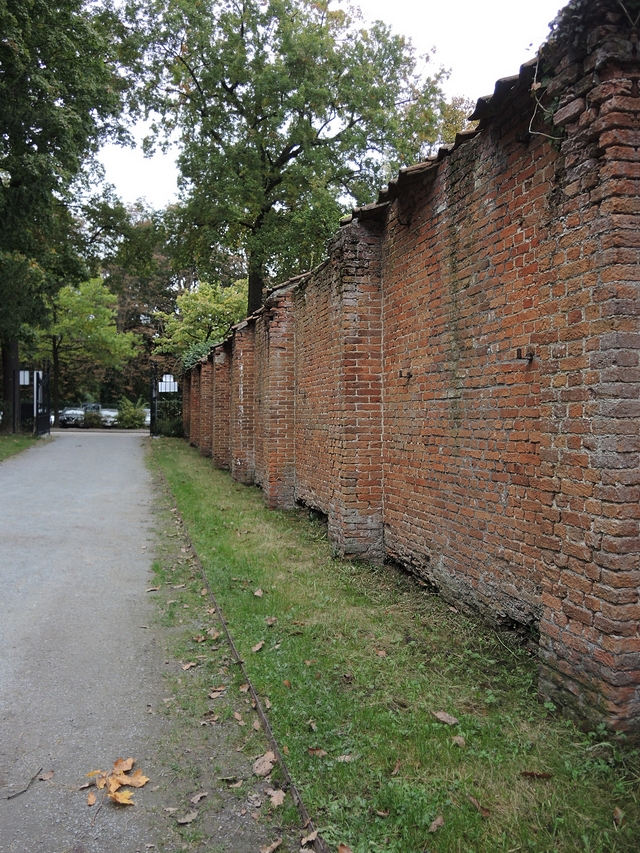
xmin=98 ymin=0 xmax=564 ymax=209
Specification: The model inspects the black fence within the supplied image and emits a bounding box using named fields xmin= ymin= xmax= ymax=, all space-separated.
xmin=149 ymin=365 xmax=182 ymax=437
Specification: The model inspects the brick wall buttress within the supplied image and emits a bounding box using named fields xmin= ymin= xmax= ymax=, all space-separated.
xmin=230 ymin=321 xmax=256 ymax=484
xmin=212 ymin=342 xmax=231 ymax=470
xmin=199 ymin=354 xmax=213 ymax=457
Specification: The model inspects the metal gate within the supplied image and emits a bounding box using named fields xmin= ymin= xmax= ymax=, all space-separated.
xmin=149 ymin=364 xmax=182 ymax=436
xmin=34 ymin=368 xmax=51 ymax=436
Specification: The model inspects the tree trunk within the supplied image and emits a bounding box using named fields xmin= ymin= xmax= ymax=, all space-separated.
xmin=247 ymin=268 xmax=264 ymax=316
xmin=1 ymin=339 xmax=19 ymax=434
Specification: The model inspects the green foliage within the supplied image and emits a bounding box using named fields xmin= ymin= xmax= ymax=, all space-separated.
xmin=129 ymin=0 xmax=453 ymax=310
xmin=83 ymin=410 xmax=103 ymax=429
xmin=30 ymin=279 xmax=139 ymax=406
xmin=117 ymin=396 xmax=146 ymax=428
xmin=154 ymin=280 xmax=248 ymax=368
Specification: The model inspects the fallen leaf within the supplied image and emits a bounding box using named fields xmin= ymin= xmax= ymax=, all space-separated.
xmin=300 ymin=829 xmax=318 ymax=846
xmin=283 ymin=680 xmax=292 ymax=689
xmin=193 ymin=635 xmax=206 ymax=643
xmin=182 ymin=662 xmax=197 ymax=670
xmin=248 ymin=793 xmax=263 ymax=808
xmin=190 ymin=791 xmax=208 ymax=804
xmin=113 ymin=758 xmax=135 ymax=774
xmin=452 ymin=736 xmax=466 ymax=748
xmin=336 ymin=754 xmax=353 ymax=763
xmin=307 ymin=748 xmax=327 ymax=757
xmin=374 ymin=648 xmax=387 ymax=657
xmin=87 ymin=791 xmax=97 ymax=806
xmin=264 ymin=697 xmax=272 ymax=709
xmin=163 ymin=807 xmax=178 ymax=813
xmin=229 ymin=780 xmax=243 ymax=789
xmin=307 ymin=719 xmax=317 ymax=731
xmin=254 ymin=588 xmax=263 ymax=598
xmin=521 ymin=770 xmax=552 ymax=779
xmin=253 ymin=751 xmax=276 ymax=777
xmin=282 ymin=745 xmax=289 ymax=755
xmin=109 ymin=789 xmax=135 ymax=805
xmin=468 ymin=795 xmax=490 ymax=818
xmin=234 ymin=711 xmax=244 ymax=721
xmin=376 ymin=810 xmax=389 ymax=818
xmin=146 ymin=586 xmax=160 ymax=592
xmin=304 ymin=659 xmax=316 ymax=666
xmin=208 ymin=628 xmax=221 ymax=639
xmin=391 ymin=759 xmax=401 ymax=776
xmin=432 ymin=711 xmax=459 ymax=726
xmin=429 ymin=815 xmax=444 ymax=833
xmin=252 ymin=640 xmax=265 ymax=653
xmin=613 ymin=806 xmax=624 ymax=827
xmin=200 ymin=588 xmax=207 ymax=596
xmin=239 ymin=683 xmax=250 ymax=693
xmin=176 ymin=810 xmax=198 ymax=824
xmin=265 ymin=616 xmax=277 ymax=626
xmin=253 ymin=719 xmax=262 ymax=731
xmin=259 ymin=840 xmax=282 ymax=853
xmin=38 ymin=770 xmax=54 ymax=781
xmin=338 ymin=845 xmax=354 ymax=853
xmin=268 ymin=789 xmax=285 ymax=807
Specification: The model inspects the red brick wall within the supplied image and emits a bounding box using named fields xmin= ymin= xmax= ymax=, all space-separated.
xmin=181 ymin=0 xmax=639 ymax=731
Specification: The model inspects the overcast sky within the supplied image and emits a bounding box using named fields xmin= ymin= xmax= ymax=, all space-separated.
xmin=98 ymin=0 xmax=564 ymax=209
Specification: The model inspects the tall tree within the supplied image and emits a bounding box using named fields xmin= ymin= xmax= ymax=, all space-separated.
xmin=0 ymin=0 xmax=130 ymax=428
xmin=130 ymin=0 xmax=449 ymax=313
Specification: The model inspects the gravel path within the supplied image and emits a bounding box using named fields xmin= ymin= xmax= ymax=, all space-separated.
xmin=0 ymin=431 xmax=168 ymax=853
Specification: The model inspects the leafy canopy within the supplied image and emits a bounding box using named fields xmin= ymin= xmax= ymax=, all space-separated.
xmin=0 ymin=0 xmax=131 ymax=340
xmin=129 ymin=0 xmax=449 ymax=312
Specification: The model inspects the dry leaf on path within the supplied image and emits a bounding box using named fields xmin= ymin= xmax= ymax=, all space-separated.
xmin=113 ymin=758 xmax=135 ymax=774
xmin=468 ymin=795 xmax=490 ymax=817
xmin=190 ymin=792 xmax=208 ymax=804
xmin=239 ymin=683 xmax=250 ymax=693
xmin=38 ymin=770 xmax=54 ymax=781
xmin=254 ymin=588 xmax=264 ymax=598
xmin=301 ymin=829 xmax=318 ymax=845
xmin=181 ymin=662 xmax=197 ymax=671
xmin=252 ymin=640 xmax=265 ymax=653
xmin=176 ymin=810 xmax=198 ymax=824
xmin=253 ymin=751 xmax=276 ymax=777
xmin=432 ymin=710 xmax=459 ymax=725
xmin=253 ymin=719 xmax=262 ymax=731
xmin=87 ymin=791 xmax=97 ymax=806
xmin=146 ymin=586 xmax=160 ymax=592
xmin=230 ymin=780 xmax=243 ymax=789
xmin=109 ymin=789 xmax=135 ymax=805
xmin=259 ymin=839 xmax=282 ymax=853
xmin=429 ymin=815 xmax=444 ymax=833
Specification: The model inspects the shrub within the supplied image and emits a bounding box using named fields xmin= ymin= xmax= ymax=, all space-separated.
xmin=83 ymin=411 xmax=102 ymax=429
xmin=117 ymin=397 xmax=146 ymax=429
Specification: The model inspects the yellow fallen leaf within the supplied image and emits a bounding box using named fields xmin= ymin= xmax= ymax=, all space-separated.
xmin=374 ymin=648 xmax=387 ymax=657
xmin=107 ymin=775 xmax=122 ymax=795
xmin=307 ymin=747 xmax=327 ymax=758
xmin=87 ymin=791 xmax=97 ymax=806
xmin=301 ymin=829 xmax=318 ymax=845
xmin=112 ymin=758 xmax=135 ymax=774
xmin=109 ymin=789 xmax=134 ymax=805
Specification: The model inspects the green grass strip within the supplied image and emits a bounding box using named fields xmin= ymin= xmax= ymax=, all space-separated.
xmin=151 ymin=438 xmax=640 ymax=853
xmin=0 ymin=434 xmax=39 ymax=462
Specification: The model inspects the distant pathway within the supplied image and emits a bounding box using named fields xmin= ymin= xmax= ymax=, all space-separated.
xmin=0 ymin=431 xmax=168 ymax=853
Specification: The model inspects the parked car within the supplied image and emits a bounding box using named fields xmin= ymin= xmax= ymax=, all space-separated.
xmin=100 ymin=408 xmax=118 ymax=428
xmin=59 ymin=407 xmax=85 ymax=427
